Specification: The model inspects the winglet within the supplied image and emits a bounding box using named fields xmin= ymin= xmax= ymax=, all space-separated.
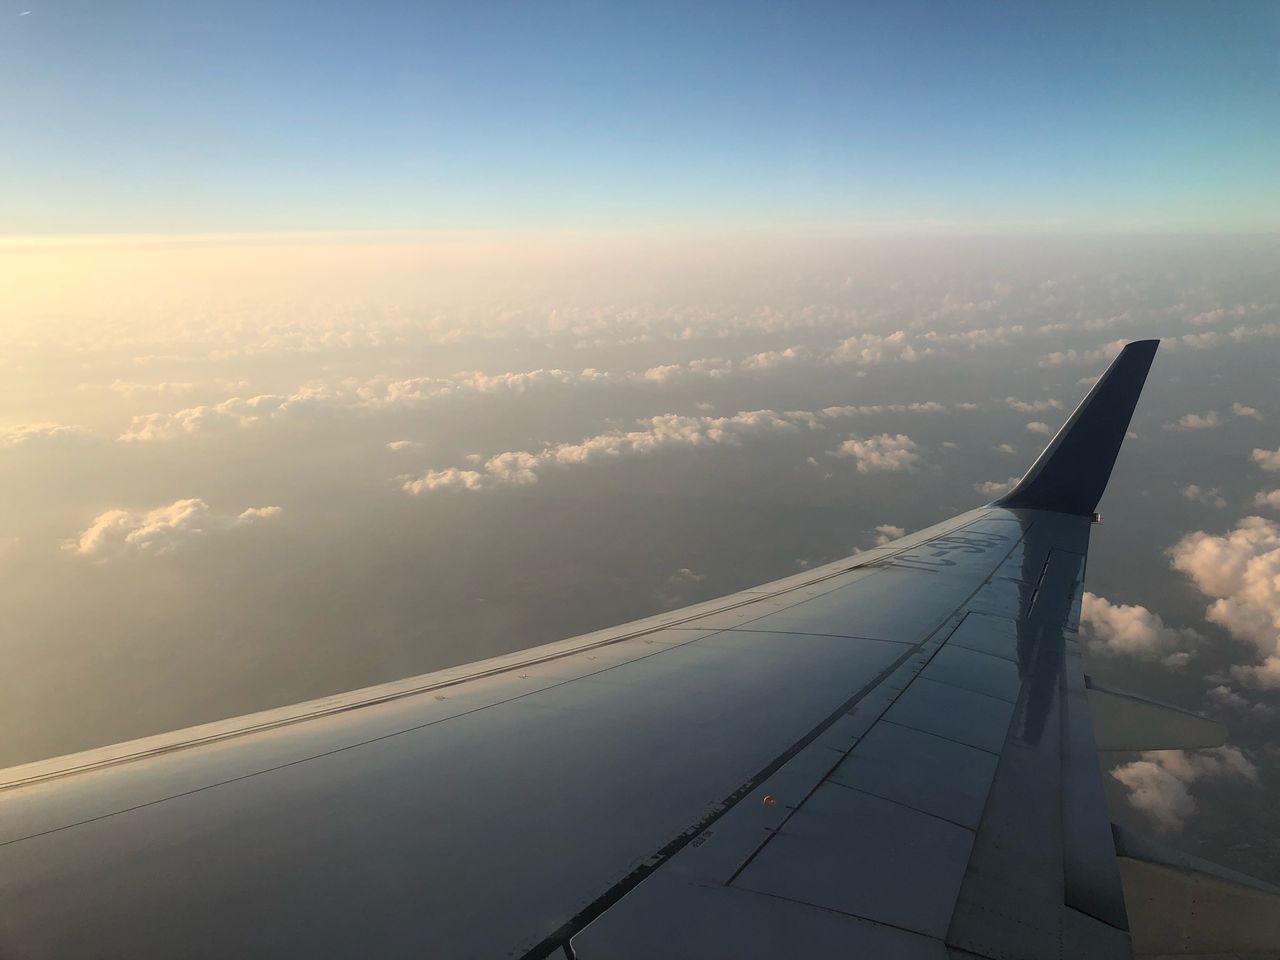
xmin=995 ymin=339 xmax=1159 ymax=516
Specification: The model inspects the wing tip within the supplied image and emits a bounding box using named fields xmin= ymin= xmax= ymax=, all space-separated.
xmin=995 ymin=337 xmax=1160 ymax=516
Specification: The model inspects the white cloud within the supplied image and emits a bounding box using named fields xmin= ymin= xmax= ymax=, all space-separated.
xmin=1025 ymin=421 xmax=1052 ymax=435
xmin=405 ymin=468 xmax=488 ymax=492
xmin=668 ymin=567 xmax=705 ymax=584
xmin=1167 ymin=323 xmax=1280 ymax=351
xmin=1253 ymin=490 xmax=1280 ymax=511
xmin=1 ymin=423 xmax=93 ymax=448
xmin=1182 ymin=484 xmax=1226 ymax=509
xmin=107 ymin=380 xmax=197 ymax=399
xmin=1233 ymin=402 xmax=1263 ymax=421
xmin=1080 ymin=592 xmax=1200 ymax=667
xmin=1252 ymin=448 xmax=1280 ymax=472
xmin=1111 ymin=747 xmax=1258 ymax=833
xmin=119 ymin=394 xmax=294 ymax=441
xmin=404 ymin=410 xmax=808 ymax=494
xmin=1004 ymin=397 xmax=1062 ymax=413
xmin=739 ymin=346 xmax=806 ymax=370
xmin=975 ymin=476 xmax=1021 ymax=497
xmin=829 ymin=433 xmax=921 ymax=473
xmin=922 ymin=324 xmax=1024 ymax=348
xmin=996 ymin=443 xmax=1016 ymax=454
xmin=819 ymin=401 xmax=946 ymax=418
xmin=1167 ymin=411 xmax=1221 ymax=432
xmin=873 ymin=524 xmax=906 ymax=545
xmin=1169 ymin=517 xmax=1280 ymax=687
xmin=236 ymin=506 xmax=282 ymax=523
xmin=828 ymin=330 xmax=922 ymax=365
xmin=1038 ymin=340 xmax=1125 ymax=368
xmin=386 ymin=440 xmax=424 ymax=452
xmin=68 ymin=499 xmax=282 ymax=558
xmin=1189 ymin=307 xmax=1241 ymax=326
xmin=655 ymin=566 xmax=709 ymax=607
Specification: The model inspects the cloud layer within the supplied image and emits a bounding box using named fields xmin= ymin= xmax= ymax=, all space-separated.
xmin=403 ymin=410 xmax=811 ymax=494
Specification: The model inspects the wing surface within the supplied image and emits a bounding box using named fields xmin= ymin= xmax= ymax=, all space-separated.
xmin=0 ymin=341 xmax=1172 ymax=959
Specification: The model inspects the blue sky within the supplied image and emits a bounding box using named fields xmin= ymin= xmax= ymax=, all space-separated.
xmin=3 ymin=0 xmax=1278 ymax=233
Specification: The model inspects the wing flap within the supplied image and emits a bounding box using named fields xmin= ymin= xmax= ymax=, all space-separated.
xmin=1087 ymin=679 xmax=1227 ymax=752
xmin=1114 ymin=824 xmax=1280 ymax=957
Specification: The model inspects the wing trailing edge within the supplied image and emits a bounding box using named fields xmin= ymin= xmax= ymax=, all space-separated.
xmin=996 ymin=339 xmax=1160 ymax=516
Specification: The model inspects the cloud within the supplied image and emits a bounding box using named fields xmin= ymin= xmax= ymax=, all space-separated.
xmin=367 ymin=367 xmax=616 ymax=404
xmin=386 ymin=440 xmax=424 ymax=452
xmin=1004 ymin=397 xmax=1062 ymax=413
xmin=638 ymin=359 xmax=734 ymax=384
xmin=975 ymin=476 xmax=1021 ymax=497
xmin=404 ymin=410 xmax=808 ymax=494
xmin=118 ymin=368 xmax=619 ymax=441
xmin=828 ymin=330 xmax=922 ymax=365
xmin=126 ymin=346 xmax=948 ymax=444
xmin=1080 ymin=592 xmax=1200 ymax=667
xmin=1038 ymin=340 xmax=1125 ymax=368
xmin=1167 ymin=323 xmax=1280 ymax=352
xmin=922 ymin=324 xmax=1025 ymax=348
xmin=1 ymin=423 xmax=93 ymax=448
xmin=1252 ymin=448 xmax=1280 ymax=472
xmin=1189 ymin=307 xmax=1245 ymax=326
xmin=1207 ymin=684 xmax=1275 ymax=718
xmin=1025 ymin=421 xmax=1052 ymax=435
xmin=873 ymin=524 xmax=906 ymax=545
xmin=1253 ymin=490 xmax=1280 ymax=511
xmin=118 ymin=394 xmax=293 ymax=441
xmin=1233 ymin=403 xmax=1263 ymax=421
xmin=668 ymin=567 xmax=705 ymax=584
xmin=828 ymin=433 xmax=921 ymax=473
xmin=1169 ymin=517 xmax=1280 ymax=687
xmin=739 ymin=347 xmax=806 ymax=370
xmin=655 ymin=566 xmax=709 ymax=608
xmin=107 ymin=380 xmax=197 ymax=399
xmin=68 ymin=498 xmax=282 ymax=558
xmin=819 ymin=401 xmax=946 ymax=418
xmin=1111 ymin=747 xmax=1258 ymax=832
xmin=405 ymin=468 xmax=488 ymax=492
xmin=1182 ymin=484 xmax=1226 ymax=508
xmin=996 ymin=443 xmax=1016 ymax=454
xmin=1167 ymin=411 xmax=1221 ymax=432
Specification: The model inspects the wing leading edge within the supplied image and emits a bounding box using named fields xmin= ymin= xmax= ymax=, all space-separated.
xmin=5 ymin=337 xmax=1271 ymax=959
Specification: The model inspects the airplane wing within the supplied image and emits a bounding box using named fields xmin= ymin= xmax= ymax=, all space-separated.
xmin=3 ymin=338 xmax=1275 ymax=958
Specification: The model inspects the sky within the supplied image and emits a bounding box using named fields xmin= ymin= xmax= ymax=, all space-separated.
xmin=3 ymin=0 xmax=1279 ymax=233
xmin=2 ymin=1 xmax=1280 ymax=887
